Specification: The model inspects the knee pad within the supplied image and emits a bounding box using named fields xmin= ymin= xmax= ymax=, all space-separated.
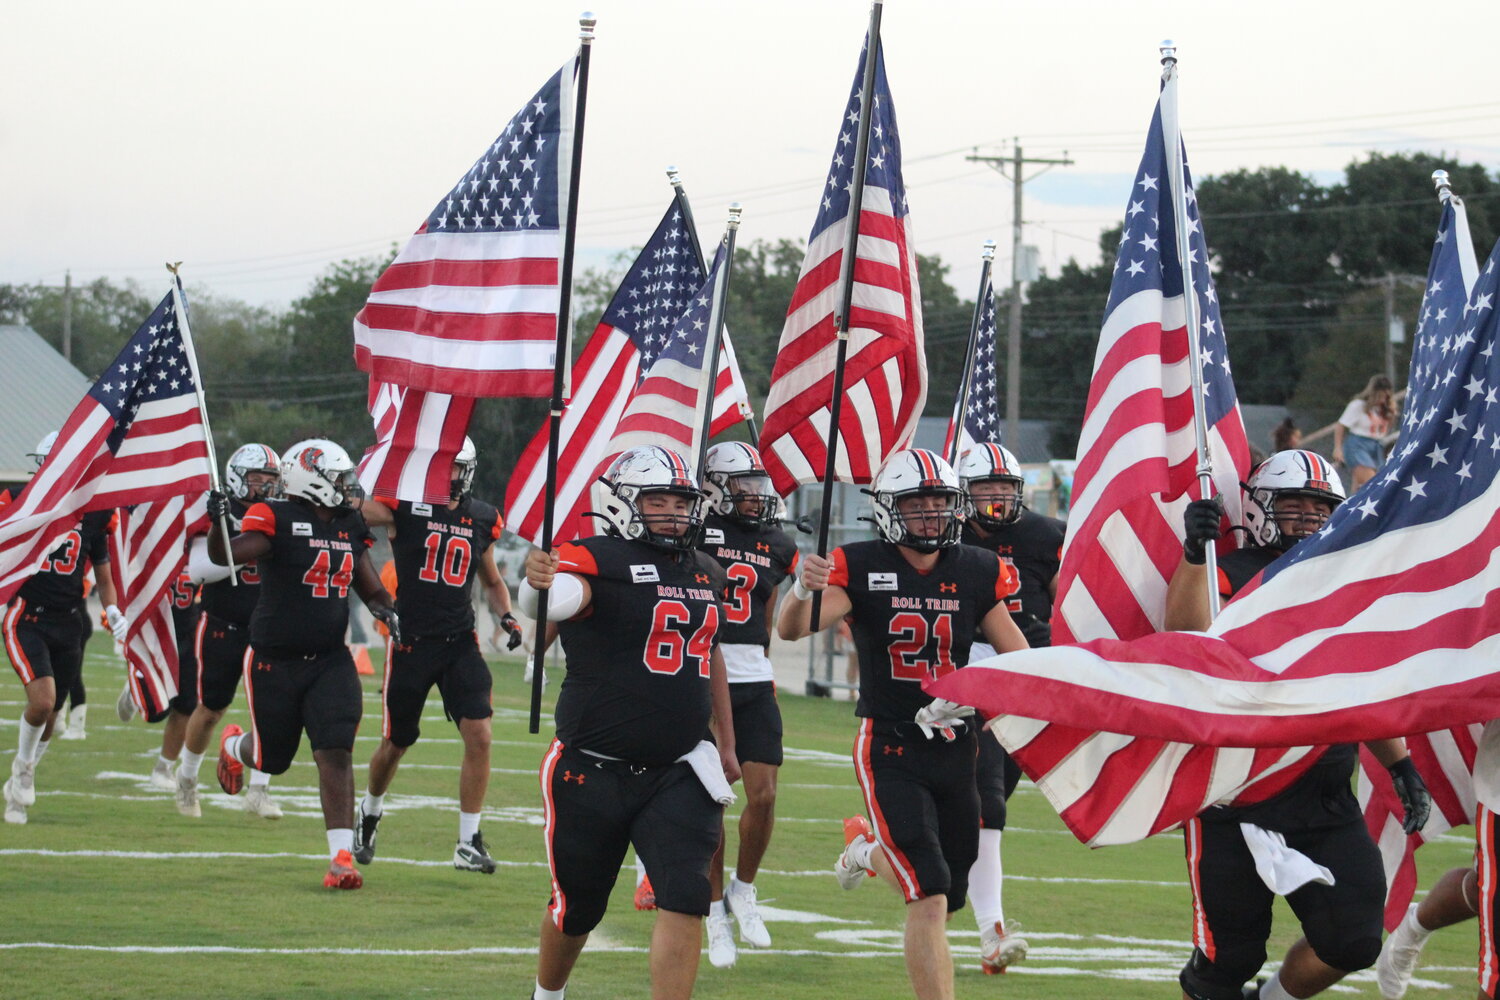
xmin=1180 ymin=946 xmax=1265 ymax=1000
xmin=1309 ymin=932 xmax=1381 ymax=974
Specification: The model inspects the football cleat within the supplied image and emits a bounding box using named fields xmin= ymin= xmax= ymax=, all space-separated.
xmin=216 ymin=725 xmax=245 ymax=795
xmin=352 ymin=801 xmax=381 ymax=865
xmin=115 ymin=684 xmax=137 ymax=722
xmin=980 ymin=920 xmax=1029 ymax=975
xmin=725 ymin=876 xmax=772 ymax=948
xmin=3 ymin=777 xmax=29 ymax=824
xmin=8 ymin=758 xmax=36 ymax=807
xmin=175 ymin=773 xmax=201 ymax=818
xmin=706 ymin=911 xmax=737 ymax=968
xmin=59 ymin=704 xmax=87 ymax=740
xmin=1375 ymin=903 xmax=1428 ymax=999
xmin=454 ymin=832 xmax=498 ymax=874
xmin=834 ymin=815 xmax=875 ymax=890
xmin=324 ymin=849 xmax=363 ymax=890
xmin=243 ymin=785 xmax=283 ymax=819
xmin=634 ymin=874 xmax=657 ymax=911
xmin=149 ymin=758 xmax=175 ymax=791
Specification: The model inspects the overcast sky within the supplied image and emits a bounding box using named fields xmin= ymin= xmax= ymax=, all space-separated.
xmin=4 ymin=0 xmax=1498 ymax=310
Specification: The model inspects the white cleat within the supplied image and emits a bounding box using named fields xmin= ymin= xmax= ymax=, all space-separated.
xmin=243 ymin=785 xmax=283 ymax=819
xmin=834 ymin=815 xmax=875 ymax=890
xmin=9 ymin=758 xmax=36 ymax=807
xmin=175 ymin=773 xmax=201 ymax=818
xmin=1376 ymin=903 xmax=1429 ymax=999
xmin=725 ymin=876 xmax=772 ymax=948
xmin=706 ymin=911 xmax=737 ymax=969
xmin=115 ymin=684 xmax=137 ymax=722
xmin=58 ymin=704 xmax=87 ymax=740
xmin=148 ymin=758 xmax=175 ymax=791
xmin=980 ymin=920 xmax=1029 ymax=975
xmin=3 ymin=777 xmax=29 ymax=824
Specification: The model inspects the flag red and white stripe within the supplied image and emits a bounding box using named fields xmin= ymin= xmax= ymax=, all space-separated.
xmin=357 ymin=380 xmax=476 ymax=504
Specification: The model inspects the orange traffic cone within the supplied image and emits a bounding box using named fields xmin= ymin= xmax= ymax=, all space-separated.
xmin=352 ymin=644 xmax=376 ymax=676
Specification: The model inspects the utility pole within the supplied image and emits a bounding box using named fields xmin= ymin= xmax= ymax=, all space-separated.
xmin=968 ymin=142 xmax=1072 ymax=446
xmin=61 ymin=270 xmax=73 ymax=362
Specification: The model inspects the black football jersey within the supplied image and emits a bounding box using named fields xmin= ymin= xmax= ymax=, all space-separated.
xmin=1215 ymin=546 xmax=1279 ymax=600
xmin=169 ymin=571 xmax=199 ymax=644
xmin=241 ymin=499 xmax=373 ymax=657
xmin=16 ymin=510 xmax=114 ymax=611
xmin=199 ymin=497 xmax=265 ymax=627
xmin=962 ymin=509 xmax=1064 ymax=633
xmin=381 ymin=496 xmax=502 ymax=635
xmin=830 ymin=540 xmax=1018 ymax=724
xmin=553 ymin=536 xmax=729 ymax=765
xmin=697 ymin=512 xmax=798 ymax=647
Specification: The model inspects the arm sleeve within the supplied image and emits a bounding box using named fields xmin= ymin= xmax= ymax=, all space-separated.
xmin=517 ymin=574 xmax=587 ymax=621
xmin=826 ymin=547 xmax=849 ymax=588
xmin=185 ymin=535 xmax=232 ymax=585
xmin=241 ymin=503 xmax=276 ymax=536
xmin=555 ymin=542 xmax=600 ymax=577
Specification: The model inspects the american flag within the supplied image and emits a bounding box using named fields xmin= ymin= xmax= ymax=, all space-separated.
xmin=110 ymin=494 xmax=208 ymax=719
xmin=1359 ymin=191 xmax=1484 ymax=930
xmin=942 ymin=268 xmax=998 ymax=460
xmin=505 ymin=200 xmax=749 ymax=546
xmin=356 ymin=381 xmax=476 ymax=504
xmin=352 ymin=57 xmax=575 ymax=397
xmin=936 ymin=235 xmax=1500 ymax=842
xmin=0 ymin=292 xmax=211 ymax=605
xmin=758 ymin=37 xmax=926 ymax=495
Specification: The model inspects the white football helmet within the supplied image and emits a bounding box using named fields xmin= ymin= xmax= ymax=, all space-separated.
xmin=865 ymin=449 xmax=965 ymax=551
xmin=28 ymin=431 xmax=58 ymax=470
xmin=225 ymin=443 xmax=281 ymax=502
xmin=280 ymin=439 xmax=362 ymax=511
xmin=595 ymin=445 xmax=706 ymax=551
xmin=703 ymin=442 xmax=780 ymax=526
xmin=452 ymin=436 xmax=477 ymax=501
xmin=957 ymin=441 xmax=1025 ymax=528
xmin=1242 ymin=449 xmax=1346 ymax=550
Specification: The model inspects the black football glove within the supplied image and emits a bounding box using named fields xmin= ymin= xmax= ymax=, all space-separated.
xmin=372 ymin=606 xmax=401 ymax=645
xmin=206 ymin=489 xmax=231 ymax=522
xmin=1182 ymin=497 xmax=1224 ymax=565
xmin=500 ymin=612 xmax=523 ymax=651
xmin=1388 ymin=757 xmax=1431 ymax=835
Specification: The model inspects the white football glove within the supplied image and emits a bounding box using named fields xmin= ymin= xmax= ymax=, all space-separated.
xmin=914 ymin=698 xmax=976 ymax=741
xmin=105 ymin=604 xmax=129 ymax=643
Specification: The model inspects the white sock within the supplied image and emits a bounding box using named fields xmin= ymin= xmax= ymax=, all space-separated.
xmin=709 ymin=898 xmax=728 ymax=917
xmin=635 ymin=856 xmax=648 ymax=885
xmin=968 ymin=828 xmax=1006 ymax=930
xmin=179 ymin=749 xmax=204 ymax=780
xmin=157 ymin=753 xmax=174 ymax=769
xmin=1258 ymin=971 xmax=1295 ymax=1000
xmin=847 ymin=835 xmax=876 ymax=871
xmin=533 ymin=981 xmax=565 ymax=1000
xmin=459 ymin=811 xmax=481 ymax=842
xmin=327 ymin=828 xmax=354 ymax=858
xmin=34 ymin=739 xmax=50 ymax=763
xmin=224 ymin=732 xmax=246 ymax=764
xmin=1406 ymin=904 xmax=1435 ymax=939
xmin=362 ymin=792 xmax=384 ymax=816
xmin=17 ymin=717 xmax=44 ymax=763
xmin=248 ymin=769 xmax=271 ymax=788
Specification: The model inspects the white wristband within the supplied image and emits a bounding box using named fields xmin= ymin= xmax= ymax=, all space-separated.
xmin=518 ymin=574 xmax=586 ymax=622
xmin=792 ymin=577 xmax=813 ymax=601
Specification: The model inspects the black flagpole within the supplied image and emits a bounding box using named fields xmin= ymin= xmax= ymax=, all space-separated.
xmin=529 ymin=13 xmax=595 ymax=734
xmin=693 ymin=206 xmax=743 ymax=477
xmin=810 ymin=0 xmax=883 ymax=631
xmin=946 ymin=241 xmax=996 ymax=467
xmin=670 ymin=167 xmax=760 ymax=446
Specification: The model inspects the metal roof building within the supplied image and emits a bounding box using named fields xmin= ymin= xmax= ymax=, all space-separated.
xmin=0 ymin=325 xmax=91 ymax=487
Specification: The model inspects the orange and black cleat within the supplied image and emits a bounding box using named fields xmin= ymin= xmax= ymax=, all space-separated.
xmin=216 ymin=724 xmax=245 ymax=796
xmin=324 ymin=849 xmax=363 ymax=890
xmin=634 ymin=874 xmax=657 ymax=911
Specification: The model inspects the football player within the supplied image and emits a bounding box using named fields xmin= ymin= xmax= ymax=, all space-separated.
xmin=778 ymin=448 xmax=1029 ymax=1000
xmin=353 ymin=437 xmax=521 ymax=873
xmin=143 ymin=569 xmax=203 ymax=795
xmin=519 ymin=445 xmax=737 ymax=1000
xmin=208 ymin=439 xmax=398 ymax=889
xmin=3 ymin=433 xmax=128 ymax=824
xmin=1166 ymin=450 xmax=1431 ymax=1000
xmin=175 ymin=443 xmax=283 ymax=819
xmin=696 ymin=442 xmax=799 ymax=967
xmin=954 ymin=441 xmax=1066 ymax=972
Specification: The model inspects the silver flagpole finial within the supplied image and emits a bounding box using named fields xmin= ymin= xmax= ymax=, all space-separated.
xmin=1433 ymin=169 xmax=1453 ymax=203
xmin=1159 ymin=39 xmax=1177 ymax=64
xmin=981 ymin=239 xmax=996 ymax=262
xmin=728 ymin=203 xmax=743 ymax=230
xmin=666 ymin=166 xmax=682 ymax=190
xmin=579 ymin=12 xmax=597 ymax=39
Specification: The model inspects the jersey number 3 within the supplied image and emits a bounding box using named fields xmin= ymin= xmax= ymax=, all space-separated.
xmin=644 ymin=601 xmax=720 ymax=677
xmin=888 ymin=612 xmax=955 ymax=682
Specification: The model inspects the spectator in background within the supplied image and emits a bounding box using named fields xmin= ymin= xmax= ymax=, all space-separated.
xmin=1272 ymin=417 xmax=1301 ymax=453
xmin=1333 ymin=375 xmax=1397 ymax=490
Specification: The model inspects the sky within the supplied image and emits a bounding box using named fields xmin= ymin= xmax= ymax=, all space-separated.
xmin=4 ymin=0 xmax=1499 ymax=310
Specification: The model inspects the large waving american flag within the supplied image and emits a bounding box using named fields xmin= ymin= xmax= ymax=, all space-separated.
xmin=936 ymin=233 xmax=1500 ymax=841
xmin=352 ymin=57 xmax=575 ymax=397
xmin=0 ymin=292 xmax=211 ymax=606
xmin=1359 ymin=190 xmax=1485 ymax=930
xmin=505 ymin=201 xmax=749 ymax=546
xmin=758 ymin=37 xmax=926 ymax=495
xmin=356 ymin=381 xmax=475 ymax=505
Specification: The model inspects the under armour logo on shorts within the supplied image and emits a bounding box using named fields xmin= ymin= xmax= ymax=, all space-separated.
xmin=561 ymin=770 xmax=586 ymax=785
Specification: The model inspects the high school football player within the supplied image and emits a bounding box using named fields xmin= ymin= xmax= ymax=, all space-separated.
xmin=208 ymin=439 xmax=398 ymax=889
xmin=143 ymin=570 xmax=202 ymax=795
xmin=353 ymin=437 xmax=521 ymax=873
xmin=778 ymin=448 xmax=1029 ymax=1000
xmin=519 ymin=445 xmax=737 ymax=1000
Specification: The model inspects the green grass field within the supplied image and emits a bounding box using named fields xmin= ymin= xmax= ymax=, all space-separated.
xmin=0 ymin=641 xmax=1483 ymax=998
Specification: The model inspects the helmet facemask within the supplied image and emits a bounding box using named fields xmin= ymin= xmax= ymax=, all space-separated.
xmin=607 ymin=484 xmax=706 ymax=552
xmin=965 ymin=475 xmax=1024 ymax=529
xmin=869 ymin=486 xmax=965 ymax=552
xmin=451 ymin=458 xmax=477 ymax=504
xmin=711 ymin=472 xmax=779 ymax=527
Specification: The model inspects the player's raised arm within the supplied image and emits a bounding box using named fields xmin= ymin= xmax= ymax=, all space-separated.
xmin=776 ymin=552 xmax=852 ymax=639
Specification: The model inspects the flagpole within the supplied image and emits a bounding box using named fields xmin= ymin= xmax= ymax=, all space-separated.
xmin=670 ymin=167 xmax=760 ymax=445
xmin=810 ymin=0 xmax=884 ymax=630
xmin=1158 ymin=41 xmax=1220 ymax=619
xmin=530 ymin=12 xmax=595 ymax=734
xmin=946 ymin=240 xmax=996 ymax=467
xmin=165 ymin=264 xmax=238 ymax=586
xmin=1434 ymin=170 xmax=1481 ymax=289
xmin=692 ymin=205 xmax=743 ymax=477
